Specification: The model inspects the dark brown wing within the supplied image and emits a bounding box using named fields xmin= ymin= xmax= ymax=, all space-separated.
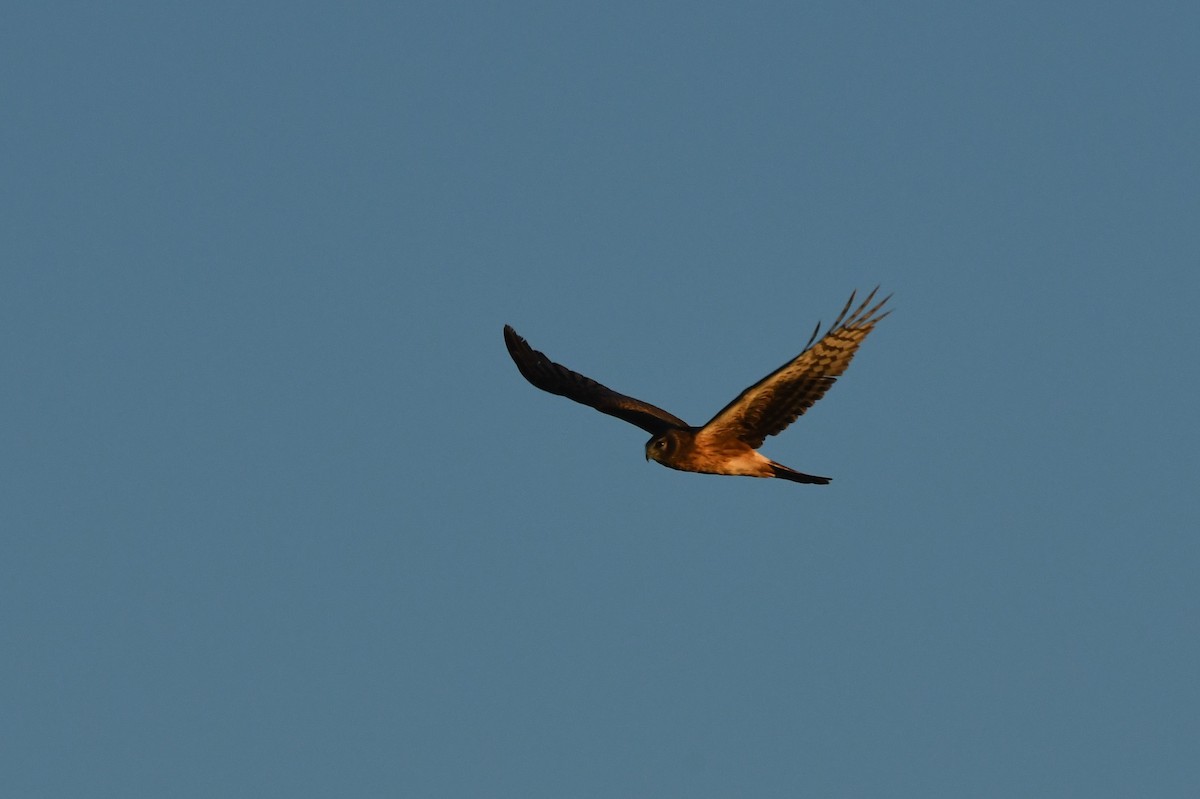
xmin=697 ymin=288 xmax=891 ymax=449
xmin=503 ymin=325 xmax=690 ymax=436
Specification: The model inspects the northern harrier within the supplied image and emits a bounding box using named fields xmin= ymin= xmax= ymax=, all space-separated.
xmin=503 ymin=288 xmax=890 ymax=484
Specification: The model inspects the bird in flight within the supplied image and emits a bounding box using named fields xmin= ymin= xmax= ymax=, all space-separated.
xmin=503 ymin=288 xmax=890 ymax=485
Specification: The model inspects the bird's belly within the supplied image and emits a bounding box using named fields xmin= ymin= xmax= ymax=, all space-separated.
xmin=666 ymin=446 xmax=774 ymax=478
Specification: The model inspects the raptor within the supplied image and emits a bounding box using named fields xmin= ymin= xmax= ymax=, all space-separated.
xmin=503 ymin=288 xmax=890 ymax=484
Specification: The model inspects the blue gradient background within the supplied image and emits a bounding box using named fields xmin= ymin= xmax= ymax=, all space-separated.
xmin=3 ymin=3 xmax=1197 ymax=796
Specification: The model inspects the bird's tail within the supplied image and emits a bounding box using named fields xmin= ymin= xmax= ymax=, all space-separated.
xmin=769 ymin=461 xmax=831 ymax=485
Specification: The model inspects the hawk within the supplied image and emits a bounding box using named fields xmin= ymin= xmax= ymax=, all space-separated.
xmin=503 ymin=288 xmax=890 ymax=484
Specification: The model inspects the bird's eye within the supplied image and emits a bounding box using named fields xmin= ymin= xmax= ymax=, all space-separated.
xmin=656 ymin=439 xmax=667 ymax=448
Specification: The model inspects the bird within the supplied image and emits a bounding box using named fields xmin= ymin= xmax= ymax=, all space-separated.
xmin=503 ymin=288 xmax=890 ymax=484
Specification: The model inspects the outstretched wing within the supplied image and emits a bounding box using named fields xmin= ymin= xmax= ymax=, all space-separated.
xmin=697 ymin=288 xmax=891 ymax=448
xmin=503 ymin=325 xmax=690 ymax=436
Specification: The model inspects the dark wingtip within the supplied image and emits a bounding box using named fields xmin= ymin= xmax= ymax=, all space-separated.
xmin=503 ymin=324 xmax=528 ymax=356
xmin=503 ymin=324 xmax=538 ymax=380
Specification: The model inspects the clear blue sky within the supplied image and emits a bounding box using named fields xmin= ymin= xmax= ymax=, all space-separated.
xmin=3 ymin=2 xmax=1198 ymax=796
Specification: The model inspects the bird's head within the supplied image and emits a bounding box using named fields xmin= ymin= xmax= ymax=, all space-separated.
xmin=645 ymin=430 xmax=679 ymax=463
